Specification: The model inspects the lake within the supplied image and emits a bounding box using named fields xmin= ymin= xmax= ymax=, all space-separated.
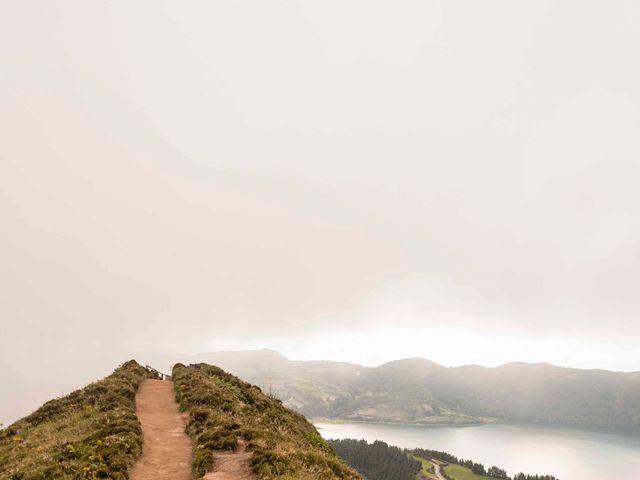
xmin=315 ymin=421 xmax=640 ymax=480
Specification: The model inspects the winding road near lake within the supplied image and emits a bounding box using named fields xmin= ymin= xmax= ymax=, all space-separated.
xmin=431 ymin=462 xmax=446 ymax=480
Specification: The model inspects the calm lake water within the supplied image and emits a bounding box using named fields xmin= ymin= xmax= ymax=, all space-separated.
xmin=315 ymin=421 xmax=640 ymax=480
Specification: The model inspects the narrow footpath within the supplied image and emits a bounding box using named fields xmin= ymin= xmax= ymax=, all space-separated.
xmin=130 ymin=379 xmax=192 ymax=480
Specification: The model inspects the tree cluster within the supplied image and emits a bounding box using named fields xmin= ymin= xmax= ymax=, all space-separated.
xmin=329 ymin=439 xmax=422 ymax=480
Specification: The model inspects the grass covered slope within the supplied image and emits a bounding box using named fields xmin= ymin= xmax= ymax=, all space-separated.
xmin=0 ymin=360 xmax=155 ymax=480
xmin=442 ymin=463 xmax=492 ymax=480
xmin=172 ymin=363 xmax=361 ymax=480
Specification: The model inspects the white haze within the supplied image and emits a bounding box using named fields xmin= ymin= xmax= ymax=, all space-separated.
xmin=1 ymin=1 xmax=640 ymax=425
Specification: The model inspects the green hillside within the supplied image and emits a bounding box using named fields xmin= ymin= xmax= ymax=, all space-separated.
xmin=193 ymin=351 xmax=481 ymax=425
xmin=197 ymin=350 xmax=640 ymax=433
xmin=0 ymin=360 xmax=155 ymax=480
xmin=172 ymin=362 xmax=361 ymax=479
xmin=1 ymin=360 xmax=362 ymax=480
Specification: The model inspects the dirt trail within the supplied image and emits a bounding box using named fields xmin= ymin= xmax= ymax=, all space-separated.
xmin=432 ymin=462 xmax=447 ymax=480
xmin=130 ymin=379 xmax=192 ymax=480
xmin=204 ymin=440 xmax=254 ymax=480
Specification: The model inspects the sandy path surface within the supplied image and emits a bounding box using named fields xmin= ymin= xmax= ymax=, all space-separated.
xmin=204 ymin=440 xmax=254 ymax=480
xmin=130 ymin=379 xmax=192 ymax=480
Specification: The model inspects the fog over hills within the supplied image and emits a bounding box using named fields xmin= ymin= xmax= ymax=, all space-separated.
xmin=3 ymin=0 xmax=640 ymax=444
xmin=193 ymin=349 xmax=640 ymax=434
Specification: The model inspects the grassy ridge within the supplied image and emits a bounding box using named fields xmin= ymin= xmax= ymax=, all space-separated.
xmin=172 ymin=363 xmax=361 ymax=480
xmin=0 ymin=360 xmax=155 ymax=480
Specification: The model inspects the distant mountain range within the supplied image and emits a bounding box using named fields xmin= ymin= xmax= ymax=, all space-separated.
xmin=190 ymin=349 xmax=640 ymax=434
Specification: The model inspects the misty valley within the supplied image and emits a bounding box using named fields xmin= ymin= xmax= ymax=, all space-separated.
xmin=153 ymin=349 xmax=640 ymax=480
xmin=196 ymin=349 xmax=640 ymax=434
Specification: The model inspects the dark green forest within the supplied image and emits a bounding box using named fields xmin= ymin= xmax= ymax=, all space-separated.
xmin=329 ymin=439 xmax=421 ymax=480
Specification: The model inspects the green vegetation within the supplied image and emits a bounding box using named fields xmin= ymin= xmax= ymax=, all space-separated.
xmin=413 ymin=456 xmax=435 ymax=479
xmin=412 ymin=448 xmax=558 ymax=480
xmin=443 ymin=464 xmax=492 ymax=480
xmin=204 ymin=350 xmax=640 ymax=433
xmin=329 ymin=439 xmax=421 ymax=480
xmin=0 ymin=357 xmax=564 ymax=480
xmin=172 ymin=362 xmax=361 ymax=480
xmin=441 ymin=465 xmax=559 ymax=480
xmin=325 ymin=439 xmax=553 ymax=480
xmin=0 ymin=360 xmax=156 ymax=480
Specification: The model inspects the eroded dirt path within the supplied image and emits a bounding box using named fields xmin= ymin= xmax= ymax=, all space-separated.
xmin=130 ymin=379 xmax=192 ymax=480
xmin=204 ymin=440 xmax=254 ymax=480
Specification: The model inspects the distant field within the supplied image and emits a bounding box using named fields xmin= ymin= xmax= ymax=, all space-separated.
xmin=412 ymin=456 xmax=490 ymax=480
xmin=443 ymin=463 xmax=491 ymax=480
xmin=413 ymin=455 xmax=436 ymax=479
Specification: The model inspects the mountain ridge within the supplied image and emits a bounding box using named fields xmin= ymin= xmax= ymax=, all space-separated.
xmin=198 ymin=349 xmax=640 ymax=374
xmin=192 ymin=349 xmax=640 ymax=434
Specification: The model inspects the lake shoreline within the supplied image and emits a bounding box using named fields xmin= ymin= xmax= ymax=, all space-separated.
xmin=313 ymin=418 xmax=640 ymax=438
xmin=312 ymin=417 xmax=492 ymax=429
xmin=315 ymin=420 xmax=640 ymax=480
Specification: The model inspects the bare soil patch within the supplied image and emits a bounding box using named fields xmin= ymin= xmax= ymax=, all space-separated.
xmin=204 ymin=440 xmax=254 ymax=480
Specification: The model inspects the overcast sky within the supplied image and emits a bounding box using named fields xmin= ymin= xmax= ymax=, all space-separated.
xmin=2 ymin=1 xmax=640 ymax=425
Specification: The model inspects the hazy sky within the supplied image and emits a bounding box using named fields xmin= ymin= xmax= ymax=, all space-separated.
xmin=2 ymin=1 xmax=640 ymax=424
